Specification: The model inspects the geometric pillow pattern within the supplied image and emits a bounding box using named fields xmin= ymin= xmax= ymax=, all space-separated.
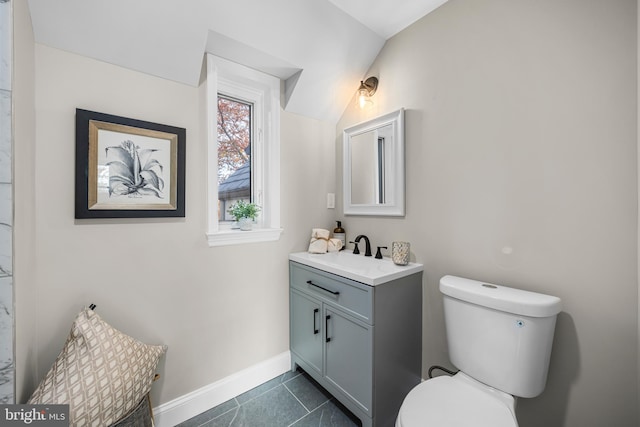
xmin=28 ymin=307 xmax=167 ymax=427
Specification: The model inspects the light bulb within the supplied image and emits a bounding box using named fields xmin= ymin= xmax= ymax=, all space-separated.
xmin=358 ymin=90 xmax=369 ymax=108
xmin=355 ymin=78 xmax=376 ymax=109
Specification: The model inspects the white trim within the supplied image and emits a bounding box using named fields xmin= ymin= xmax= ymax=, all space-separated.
xmin=206 ymin=54 xmax=282 ymax=246
xmin=343 ymin=108 xmax=405 ymax=217
xmin=206 ymin=55 xmax=220 ymax=235
xmin=153 ymin=351 xmax=291 ymax=427
xmin=206 ymin=227 xmax=284 ymax=246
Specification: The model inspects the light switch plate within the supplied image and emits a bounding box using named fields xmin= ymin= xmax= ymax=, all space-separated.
xmin=327 ymin=193 xmax=335 ymax=209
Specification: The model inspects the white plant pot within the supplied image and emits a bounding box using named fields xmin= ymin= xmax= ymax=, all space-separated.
xmin=239 ymin=217 xmax=253 ymax=231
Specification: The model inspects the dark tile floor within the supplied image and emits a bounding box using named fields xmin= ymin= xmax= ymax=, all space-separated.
xmin=177 ymin=369 xmax=361 ymax=427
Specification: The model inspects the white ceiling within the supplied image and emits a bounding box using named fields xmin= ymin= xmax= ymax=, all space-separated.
xmin=26 ymin=0 xmax=448 ymax=122
xmin=328 ymin=0 xmax=449 ymax=39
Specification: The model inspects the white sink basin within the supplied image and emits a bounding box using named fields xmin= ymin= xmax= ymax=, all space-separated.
xmin=289 ymin=251 xmax=423 ymax=286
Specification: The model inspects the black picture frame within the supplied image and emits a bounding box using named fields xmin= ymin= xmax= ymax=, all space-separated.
xmin=75 ymin=109 xmax=186 ymax=218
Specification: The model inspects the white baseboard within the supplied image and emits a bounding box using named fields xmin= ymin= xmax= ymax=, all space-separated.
xmin=153 ymin=351 xmax=291 ymax=427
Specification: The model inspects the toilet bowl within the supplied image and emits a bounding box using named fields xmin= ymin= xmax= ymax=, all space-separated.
xmin=396 ymin=275 xmax=561 ymax=427
xmin=396 ymin=372 xmax=517 ymax=427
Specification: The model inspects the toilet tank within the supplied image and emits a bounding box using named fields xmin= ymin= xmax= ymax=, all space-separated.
xmin=440 ymin=275 xmax=562 ymax=398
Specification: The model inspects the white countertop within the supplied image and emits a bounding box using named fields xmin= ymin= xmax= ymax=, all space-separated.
xmin=289 ymin=251 xmax=423 ymax=286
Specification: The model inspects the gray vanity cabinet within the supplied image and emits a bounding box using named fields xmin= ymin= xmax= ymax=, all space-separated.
xmin=324 ymin=306 xmax=373 ymax=412
xmin=289 ymin=260 xmax=422 ymax=427
xmin=289 ymin=290 xmax=323 ymax=374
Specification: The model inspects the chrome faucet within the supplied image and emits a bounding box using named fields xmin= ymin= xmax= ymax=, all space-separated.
xmin=354 ymin=235 xmax=372 ymax=257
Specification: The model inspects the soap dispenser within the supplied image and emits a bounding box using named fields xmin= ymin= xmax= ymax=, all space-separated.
xmin=333 ymin=221 xmax=346 ymax=250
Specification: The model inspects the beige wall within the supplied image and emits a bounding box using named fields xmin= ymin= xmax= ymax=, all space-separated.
xmin=13 ymin=0 xmax=37 ymax=402
xmin=337 ymin=0 xmax=638 ymax=426
xmin=16 ymin=42 xmax=336 ymax=406
xmin=13 ymin=0 xmax=640 ymax=425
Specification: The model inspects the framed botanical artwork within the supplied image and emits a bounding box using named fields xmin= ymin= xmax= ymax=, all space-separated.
xmin=75 ymin=109 xmax=186 ymax=218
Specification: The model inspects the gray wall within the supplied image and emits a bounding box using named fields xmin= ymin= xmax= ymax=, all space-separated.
xmin=337 ymin=1 xmax=638 ymax=426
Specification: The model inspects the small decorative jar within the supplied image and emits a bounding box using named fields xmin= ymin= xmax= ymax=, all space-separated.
xmin=392 ymin=241 xmax=410 ymax=265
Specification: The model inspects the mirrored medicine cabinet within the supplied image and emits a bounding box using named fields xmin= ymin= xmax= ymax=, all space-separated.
xmin=343 ymin=108 xmax=405 ymax=216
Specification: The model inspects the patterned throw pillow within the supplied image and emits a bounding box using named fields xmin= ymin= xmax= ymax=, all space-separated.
xmin=28 ymin=307 xmax=167 ymax=427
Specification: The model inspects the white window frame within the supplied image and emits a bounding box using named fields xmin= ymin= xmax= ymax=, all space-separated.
xmin=206 ymin=54 xmax=282 ymax=246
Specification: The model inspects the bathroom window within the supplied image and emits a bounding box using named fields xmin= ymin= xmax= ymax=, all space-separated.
xmin=206 ymin=54 xmax=282 ymax=246
xmin=217 ymin=95 xmax=253 ymax=222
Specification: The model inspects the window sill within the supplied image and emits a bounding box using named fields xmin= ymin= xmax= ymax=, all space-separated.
xmin=206 ymin=227 xmax=283 ymax=247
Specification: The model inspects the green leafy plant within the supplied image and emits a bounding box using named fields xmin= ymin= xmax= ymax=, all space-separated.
xmin=227 ymin=200 xmax=261 ymax=221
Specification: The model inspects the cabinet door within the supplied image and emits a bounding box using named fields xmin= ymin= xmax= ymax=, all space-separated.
xmin=290 ymin=290 xmax=323 ymax=375
xmin=324 ymin=308 xmax=373 ymax=415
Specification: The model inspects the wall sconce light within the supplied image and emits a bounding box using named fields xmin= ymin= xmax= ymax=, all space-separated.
xmin=356 ymin=76 xmax=378 ymax=109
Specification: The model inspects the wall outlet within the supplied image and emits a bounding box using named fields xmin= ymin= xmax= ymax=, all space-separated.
xmin=327 ymin=193 xmax=335 ymax=209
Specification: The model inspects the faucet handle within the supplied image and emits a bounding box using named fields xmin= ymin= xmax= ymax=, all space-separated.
xmin=375 ymin=246 xmax=387 ymax=259
xmin=349 ymin=241 xmax=360 ymax=255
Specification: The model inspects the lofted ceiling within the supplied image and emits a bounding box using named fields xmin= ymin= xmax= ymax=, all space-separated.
xmin=27 ymin=0 xmax=448 ymax=123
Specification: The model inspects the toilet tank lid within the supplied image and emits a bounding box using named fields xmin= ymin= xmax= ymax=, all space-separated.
xmin=440 ymin=275 xmax=562 ymax=318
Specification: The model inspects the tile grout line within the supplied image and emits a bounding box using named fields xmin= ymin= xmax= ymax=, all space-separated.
xmin=287 ymin=400 xmax=333 ymax=427
xmin=235 ymin=372 xmax=301 ymax=407
xmin=283 ymin=382 xmax=311 ymax=413
xmin=194 ymin=397 xmax=239 ymax=427
xmin=226 ymin=406 xmax=240 ymax=426
xmin=201 ymin=373 xmax=303 ymax=425
xmin=181 ymin=371 xmax=312 ymax=427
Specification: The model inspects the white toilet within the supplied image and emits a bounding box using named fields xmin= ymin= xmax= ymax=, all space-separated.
xmin=396 ymin=275 xmax=562 ymax=426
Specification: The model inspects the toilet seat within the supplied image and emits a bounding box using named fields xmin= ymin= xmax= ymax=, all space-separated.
xmin=396 ymin=373 xmax=518 ymax=427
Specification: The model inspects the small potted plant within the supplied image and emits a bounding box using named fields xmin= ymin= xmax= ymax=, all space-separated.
xmin=227 ymin=200 xmax=261 ymax=231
